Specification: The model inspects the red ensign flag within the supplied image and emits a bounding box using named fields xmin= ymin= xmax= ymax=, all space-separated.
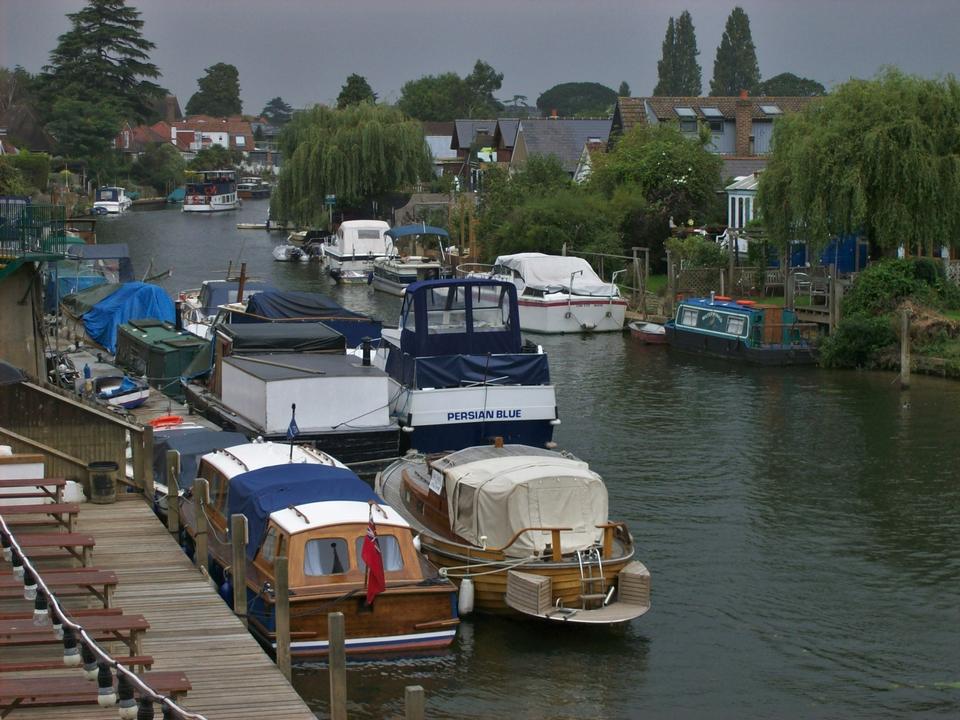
xmin=362 ymin=514 xmax=386 ymax=605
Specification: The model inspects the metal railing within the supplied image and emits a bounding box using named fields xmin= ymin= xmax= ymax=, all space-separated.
xmin=0 ymin=201 xmax=68 ymax=258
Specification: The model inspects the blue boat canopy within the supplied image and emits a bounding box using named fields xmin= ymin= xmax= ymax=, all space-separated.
xmin=226 ymin=464 xmax=381 ymax=559
xmin=237 ymin=290 xmax=382 ymax=346
xmin=152 ymin=428 xmax=248 ymax=492
xmin=385 ymin=224 xmax=450 ymax=240
xmin=82 ymin=282 xmax=175 ymax=353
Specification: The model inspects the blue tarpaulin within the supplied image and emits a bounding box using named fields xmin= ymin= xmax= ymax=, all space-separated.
xmin=238 ymin=290 xmax=382 ymax=346
xmin=82 ymin=282 xmax=175 ymax=353
xmin=225 ymin=464 xmax=381 ymax=559
xmin=386 ymin=352 xmax=550 ymax=389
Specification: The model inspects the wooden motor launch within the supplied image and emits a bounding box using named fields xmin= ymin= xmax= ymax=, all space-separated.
xmin=377 ymin=441 xmax=651 ymax=625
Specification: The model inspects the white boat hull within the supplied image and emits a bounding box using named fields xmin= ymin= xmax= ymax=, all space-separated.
xmin=92 ymin=200 xmax=132 ymax=214
xmin=517 ymin=295 xmax=627 ymax=333
xmin=183 ymin=195 xmax=240 ymax=212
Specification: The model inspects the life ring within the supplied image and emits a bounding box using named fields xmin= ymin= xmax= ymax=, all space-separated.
xmin=148 ymin=415 xmax=183 ymax=428
xmin=204 ymin=185 xmax=215 ymax=196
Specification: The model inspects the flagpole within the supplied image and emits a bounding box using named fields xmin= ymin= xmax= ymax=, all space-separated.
xmin=289 ymin=403 xmax=296 ymax=461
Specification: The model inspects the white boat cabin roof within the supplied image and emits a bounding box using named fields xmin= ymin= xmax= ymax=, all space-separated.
xmin=270 ymin=500 xmax=411 ymax=535
xmin=200 ymin=441 xmax=345 ymax=479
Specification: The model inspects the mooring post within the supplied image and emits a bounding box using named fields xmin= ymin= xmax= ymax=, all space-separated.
xmin=631 ymin=247 xmax=640 ymax=307
xmin=140 ymin=424 xmax=154 ymax=499
xmin=230 ymin=514 xmax=248 ymax=628
xmin=329 ymin=612 xmax=347 ymax=720
xmin=194 ymin=478 xmax=209 ymax=575
xmin=276 ymin=555 xmax=291 ymax=681
xmin=900 ymin=309 xmax=911 ymax=390
xmin=165 ymin=450 xmax=180 ymax=535
xmin=405 ymin=685 xmax=425 ymax=720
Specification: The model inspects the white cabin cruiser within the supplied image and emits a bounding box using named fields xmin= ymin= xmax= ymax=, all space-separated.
xmin=92 ymin=186 xmax=132 ymax=214
xmin=324 ymin=220 xmax=391 ymax=283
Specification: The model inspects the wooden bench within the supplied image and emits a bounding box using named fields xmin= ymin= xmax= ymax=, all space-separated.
xmin=0 ymin=606 xmax=122 ymax=621
xmin=0 ymin=671 xmax=190 ymax=716
xmin=0 ymin=532 xmax=94 ymax=566
xmin=0 ymin=478 xmax=67 ymax=503
xmin=0 ymin=503 xmax=79 ymax=532
xmin=0 ymin=654 xmax=154 ymax=673
xmin=0 ymin=613 xmax=149 ymax=655
xmin=0 ymin=572 xmax=117 ymax=608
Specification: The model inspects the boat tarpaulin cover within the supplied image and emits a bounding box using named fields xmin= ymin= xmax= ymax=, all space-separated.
xmin=226 ymin=464 xmax=380 ymax=559
xmin=494 ymin=253 xmax=618 ymax=296
xmin=387 ymin=352 xmax=549 ymax=389
xmin=81 ymin=282 xmax=175 ymax=353
xmin=218 ymin=322 xmax=345 ymax=353
xmin=237 ymin=290 xmax=382 ymax=346
xmin=153 ymin=428 xmax=247 ymax=491
xmin=0 ymin=361 xmax=27 ymax=386
xmin=61 ymin=283 xmax=122 ymax=317
xmin=442 ymin=453 xmax=608 ymax=557
xmin=197 ymin=281 xmax=275 ymax=316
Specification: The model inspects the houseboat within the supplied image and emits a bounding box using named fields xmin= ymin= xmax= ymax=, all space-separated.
xmin=473 ymin=253 xmax=627 ymax=334
xmin=183 ymin=170 xmax=240 ymax=213
xmin=367 ymin=277 xmax=558 ymax=453
xmin=92 ymin=186 xmax=132 ymax=215
xmin=664 ymin=295 xmax=819 ymax=365
xmin=371 ymin=224 xmax=452 ymax=296
xmin=324 ymin=220 xmax=391 ymax=284
xmin=181 ymin=442 xmax=460 ymax=655
xmin=377 ymin=441 xmax=651 ymax=625
xmin=236 ymin=177 xmax=272 ymax=199
xmin=114 ymin=319 xmax=210 ymax=402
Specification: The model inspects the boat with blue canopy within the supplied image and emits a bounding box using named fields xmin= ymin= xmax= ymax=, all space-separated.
xmin=181 ymin=443 xmax=459 ymax=656
xmin=371 ymin=224 xmax=454 ymax=296
xmin=664 ymin=294 xmax=819 ymax=365
xmin=369 ymin=277 xmax=559 ymax=453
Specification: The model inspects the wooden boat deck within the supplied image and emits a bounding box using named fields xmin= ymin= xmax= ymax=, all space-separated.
xmin=1 ymin=497 xmax=315 ymax=719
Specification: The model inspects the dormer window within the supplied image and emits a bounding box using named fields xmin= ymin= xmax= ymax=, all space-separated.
xmin=675 ymin=107 xmax=698 ymax=133
xmin=700 ymin=107 xmax=724 ymax=133
xmin=760 ymin=105 xmax=783 ymax=116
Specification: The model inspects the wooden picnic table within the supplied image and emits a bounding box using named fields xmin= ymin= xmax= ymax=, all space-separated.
xmin=0 ymin=532 xmax=94 ymax=566
xmin=0 ymin=569 xmax=117 ymax=607
xmin=0 ymin=478 xmax=67 ymax=503
xmin=0 ymin=613 xmax=149 ymax=655
xmin=0 ymin=671 xmax=190 ymax=717
xmin=0 ymin=502 xmax=79 ymax=532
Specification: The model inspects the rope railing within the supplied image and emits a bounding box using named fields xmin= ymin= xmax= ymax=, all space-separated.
xmin=0 ymin=514 xmax=208 ymax=720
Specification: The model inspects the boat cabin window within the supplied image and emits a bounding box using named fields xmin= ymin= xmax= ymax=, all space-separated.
xmin=677 ymin=305 xmax=750 ymax=338
xmin=199 ymin=465 xmax=229 ymax=514
xmin=303 ymin=538 xmax=350 ymax=576
xmin=424 ymin=286 xmax=468 ymax=334
xmin=260 ymin=526 xmax=279 ymax=565
xmin=469 ymin=285 xmax=511 ymax=331
xmin=355 ymin=535 xmax=404 ymax=572
xmin=357 ymin=229 xmax=381 ymax=240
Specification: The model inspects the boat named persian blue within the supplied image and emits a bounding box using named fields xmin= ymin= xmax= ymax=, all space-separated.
xmin=664 ymin=295 xmax=819 ymax=365
xmin=369 ymin=277 xmax=559 ymax=453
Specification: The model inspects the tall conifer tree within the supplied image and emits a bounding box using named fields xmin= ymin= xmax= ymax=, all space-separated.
xmin=653 ymin=17 xmax=676 ymax=96
xmin=710 ymin=7 xmax=760 ymax=97
xmin=673 ymin=11 xmax=702 ymax=96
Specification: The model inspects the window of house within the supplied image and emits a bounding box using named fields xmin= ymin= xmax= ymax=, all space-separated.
xmin=759 ymin=105 xmax=782 ymax=116
xmin=708 ymin=119 xmax=724 ymax=134
xmin=235 ymin=135 xmax=246 ymax=147
xmin=675 ymin=107 xmax=698 ymax=133
xmin=355 ymin=536 xmax=404 ymax=572
xmin=303 ymin=538 xmax=350 ymax=576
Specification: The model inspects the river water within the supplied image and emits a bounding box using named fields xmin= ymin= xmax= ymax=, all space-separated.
xmin=99 ymin=202 xmax=960 ymax=719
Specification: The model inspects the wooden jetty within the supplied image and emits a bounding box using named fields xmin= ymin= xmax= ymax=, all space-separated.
xmin=1 ymin=494 xmax=316 ymax=719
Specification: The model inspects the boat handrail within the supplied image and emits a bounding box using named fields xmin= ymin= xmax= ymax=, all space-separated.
xmin=217 ymin=446 xmax=250 ymax=472
xmin=484 ymin=526 xmax=572 ymax=556
xmin=455 ymin=262 xmax=493 ymax=277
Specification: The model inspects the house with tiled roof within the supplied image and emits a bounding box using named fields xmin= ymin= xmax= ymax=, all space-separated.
xmin=422 ymin=121 xmax=458 ymax=177
xmin=510 ymin=118 xmax=612 ymax=177
xmin=491 ymin=119 xmax=520 ymax=163
xmin=573 ymin=139 xmax=607 ymax=184
xmin=611 ymin=93 xmax=818 ymax=178
xmin=115 ymin=121 xmax=171 ymax=155
xmin=170 ymin=115 xmax=254 ymax=155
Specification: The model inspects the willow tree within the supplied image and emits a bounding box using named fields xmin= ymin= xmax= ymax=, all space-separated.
xmin=757 ymin=70 xmax=960 ymax=257
xmin=271 ymin=104 xmax=432 ymax=226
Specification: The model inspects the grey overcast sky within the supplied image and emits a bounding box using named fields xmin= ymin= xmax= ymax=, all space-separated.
xmin=2 ymin=0 xmax=957 ymax=114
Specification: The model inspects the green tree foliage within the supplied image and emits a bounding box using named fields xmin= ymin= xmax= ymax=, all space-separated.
xmin=398 ymin=60 xmax=503 ymax=121
xmin=337 ymin=74 xmax=377 ymax=109
xmin=536 ymin=83 xmax=618 ymax=117
xmin=618 ymin=81 xmax=631 ymax=98
xmin=7 ymin=151 xmax=51 ymax=192
xmin=46 ymin=98 xmax=123 ymax=177
xmin=187 ymin=145 xmax=242 ymax=171
xmin=131 ymin=142 xmax=184 ymax=193
xmin=757 ymin=70 xmax=960 ymax=256
xmin=665 ymin=233 xmax=727 ymax=268
xmin=757 ymin=72 xmax=826 ymax=97
xmin=710 ymin=7 xmax=760 ymax=96
xmin=40 ymin=0 xmax=163 ymax=123
xmin=185 ymin=63 xmax=242 ymax=116
xmin=0 ymin=158 xmax=29 ymax=195
xmin=260 ymin=96 xmax=292 ymax=125
xmin=271 ymin=104 xmax=431 ymax=226
xmin=0 ymin=66 xmax=38 ymax=116
xmin=655 ymin=11 xmax=702 ymax=96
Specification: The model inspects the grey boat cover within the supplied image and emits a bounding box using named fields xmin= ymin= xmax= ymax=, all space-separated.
xmin=493 ymin=253 xmax=619 ymax=297
xmin=153 ymin=428 xmax=247 ymax=491
xmin=218 ymin=322 xmax=345 ymax=353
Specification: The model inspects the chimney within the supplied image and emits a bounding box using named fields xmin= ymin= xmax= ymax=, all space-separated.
xmin=735 ymin=90 xmax=752 ymax=156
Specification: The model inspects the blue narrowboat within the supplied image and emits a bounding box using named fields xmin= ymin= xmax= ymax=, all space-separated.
xmin=664 ymin=295 xmax=819 ymax=365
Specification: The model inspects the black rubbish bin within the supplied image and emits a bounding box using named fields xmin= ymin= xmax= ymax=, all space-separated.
xmin=87 ymin=461 xmax=119 ymax=504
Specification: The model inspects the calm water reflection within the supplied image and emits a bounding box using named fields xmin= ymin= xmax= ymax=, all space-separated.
xmin=100 ymin=204 xmax=960 ymax=719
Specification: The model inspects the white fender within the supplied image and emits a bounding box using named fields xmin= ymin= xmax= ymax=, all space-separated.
xmin=458 ymin=577 xmax=475 ymax=616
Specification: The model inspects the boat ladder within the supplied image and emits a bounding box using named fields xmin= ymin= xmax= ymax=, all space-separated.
xmin=576 ymin=546 xmax=606 ymax=609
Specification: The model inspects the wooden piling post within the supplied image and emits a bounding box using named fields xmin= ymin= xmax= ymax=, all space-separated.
xmin=194 ymin=478 xmax=209 ymax=575
xmin=328 ymin=612 xmax=347 ymax=720
xmin=230 ymin=514 xmax=248 ymax=628
xmin=276 ymin=555 xmax=291 ymax=682
xmin=900 ymin=309 xmax=911 ymax=390
xmin=165 ymin=450 xmax=180 ymax=535
xmin=405 ymin=685 xmax=425 ymax=720
xmin=140 ymin=424 xmax=154 ymax=499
